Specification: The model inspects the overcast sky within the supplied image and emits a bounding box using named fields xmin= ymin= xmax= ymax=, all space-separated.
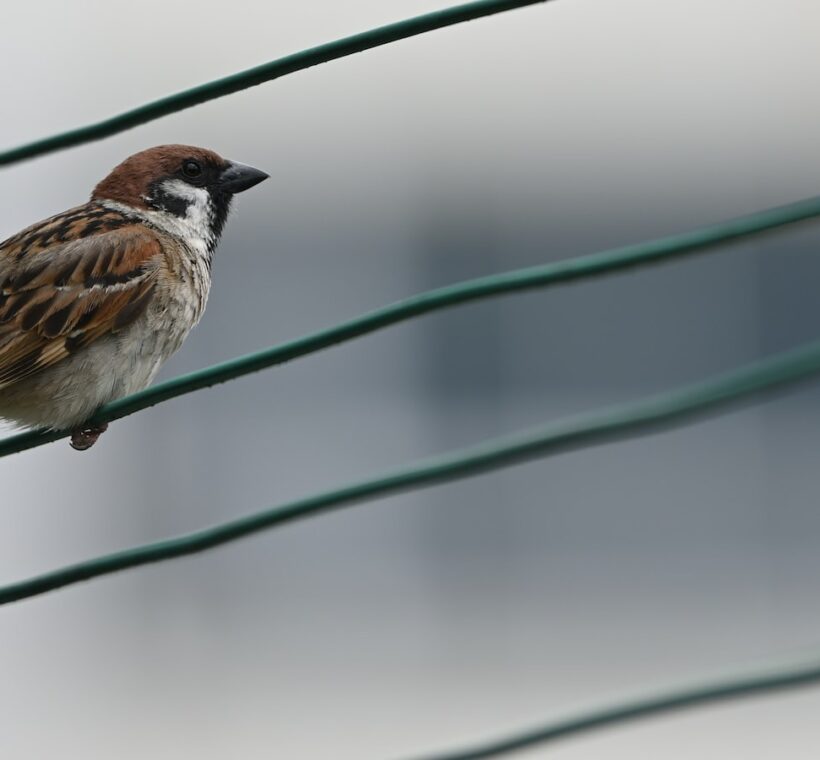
xmin=2 ymin=2 xmax=820 ymax=758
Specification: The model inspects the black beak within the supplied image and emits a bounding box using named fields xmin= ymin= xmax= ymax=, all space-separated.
xmin=218 ymin=161 xmax=269 ymax=193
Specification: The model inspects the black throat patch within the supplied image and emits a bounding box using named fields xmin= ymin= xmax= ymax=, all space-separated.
xmin=208 ymin=188 xmax=233 ymax=243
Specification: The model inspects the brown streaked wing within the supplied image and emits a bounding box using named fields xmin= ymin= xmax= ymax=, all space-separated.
xmin=0 ymin=221 xmax=163 ymax=389
xmin=0 ymin=202 xmax=131 ymax=262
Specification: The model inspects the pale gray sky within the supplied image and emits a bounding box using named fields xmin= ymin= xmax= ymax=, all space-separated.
xmin=2 ymin=2 xmax=820 ymax=758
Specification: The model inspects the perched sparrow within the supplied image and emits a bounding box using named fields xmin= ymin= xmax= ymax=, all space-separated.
xmin=0 ymin=145 xmax=268 ymax=450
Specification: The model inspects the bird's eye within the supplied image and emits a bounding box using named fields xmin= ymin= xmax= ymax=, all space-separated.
xmin=181 ymin=160 xmax=203 ymax=179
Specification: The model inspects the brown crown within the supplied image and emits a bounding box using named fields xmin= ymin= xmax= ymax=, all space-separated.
xmin=92 ymin=145 xmax=228 ymax=207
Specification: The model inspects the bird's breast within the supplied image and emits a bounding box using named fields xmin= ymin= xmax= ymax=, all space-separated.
xmin=149 ymin=239 xmax=213 ymax=357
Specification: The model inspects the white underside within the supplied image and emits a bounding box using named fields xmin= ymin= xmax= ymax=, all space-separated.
xmin=0 ymin=283 xmax=206 ymax=431
xmin=0 ymin=195 xmax=214 ymax=431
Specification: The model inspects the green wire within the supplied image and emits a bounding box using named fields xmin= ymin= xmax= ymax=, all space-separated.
xmin=0 ymin=0 xmax=549 ymax=167
xmin=4 ymin=335 xmax=820 ymax=606
xmin=408 ymin=657 xmax=820 ymax=759
xmin=1 ymin=193 xmax=819 ymax=459
xmin=4 ymin=0 xmax=818 ymax=751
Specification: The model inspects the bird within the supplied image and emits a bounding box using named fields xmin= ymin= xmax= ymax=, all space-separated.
xmin=0 ymin=144 xmax=268 ymax=450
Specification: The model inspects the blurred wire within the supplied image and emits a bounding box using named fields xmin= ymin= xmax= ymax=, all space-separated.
xmin=4 ymin=334 xmax=820 ymax=605
xmin=4 ymin=0 xmax=819 ymax=755
xmin=408 ymin=656 xmax=820 ymax=759
xmin=1 ymin=193 xmax=818 ymax=459
xmin=0 ymin=0 xmax=549 ymax=167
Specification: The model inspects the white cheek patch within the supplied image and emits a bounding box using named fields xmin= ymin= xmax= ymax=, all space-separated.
xmin=159 ymin=179 xmax=212 ymax=230
xmin=102 ymin=184 xmax=218 ymax=262
xmin=136 ymin=179 xmax=216 ymax=257
xmin=159 ymin=178 xmax=208 ymax=203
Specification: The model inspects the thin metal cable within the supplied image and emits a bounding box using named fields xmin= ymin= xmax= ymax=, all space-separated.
xmin=1 ymin=193 xmax=818 ymax=459
xmin=3 ymin=0 xmax=818 ymax=753
xmin=3 ymin=335 xmax=820 ymax=606
xmin=0 ymin=0 xmax=549 ymax=167
xmin=407 ymin=657 xmax=820 ymax=759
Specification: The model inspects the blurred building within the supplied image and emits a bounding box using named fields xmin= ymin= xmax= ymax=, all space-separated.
xmin=2 ymin=2 xmax=820 ymax=757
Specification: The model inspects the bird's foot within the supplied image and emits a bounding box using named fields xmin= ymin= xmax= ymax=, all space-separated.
xmin=70 ymin=422 xmax=109 ymax=451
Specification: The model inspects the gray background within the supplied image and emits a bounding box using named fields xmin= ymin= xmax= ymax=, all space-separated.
xmin=2 ymin=0 xmax=820 ymax=757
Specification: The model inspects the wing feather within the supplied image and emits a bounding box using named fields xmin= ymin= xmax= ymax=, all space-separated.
xmin=0 ymin=211 xmax=163 ymax=389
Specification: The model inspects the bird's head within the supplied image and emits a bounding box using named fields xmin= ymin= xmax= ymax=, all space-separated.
xmin=92 ymin=144 xmax=268 ymax=250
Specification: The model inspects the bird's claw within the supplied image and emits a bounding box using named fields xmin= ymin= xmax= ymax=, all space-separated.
xmin=70 ymin=422 xmax=109 ymax=451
